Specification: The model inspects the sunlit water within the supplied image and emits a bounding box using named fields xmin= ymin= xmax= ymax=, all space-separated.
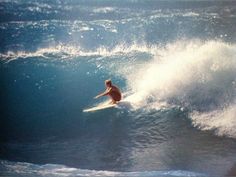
xmin=1 ymin=0 xmax=236 ymax=176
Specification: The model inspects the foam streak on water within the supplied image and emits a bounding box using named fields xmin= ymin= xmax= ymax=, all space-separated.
xmin=0 ymin=160 xmax=206 ymax=177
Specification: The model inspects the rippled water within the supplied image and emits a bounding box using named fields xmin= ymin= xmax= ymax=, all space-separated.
xmin=1 ymin=0 xmax=236 ymax=176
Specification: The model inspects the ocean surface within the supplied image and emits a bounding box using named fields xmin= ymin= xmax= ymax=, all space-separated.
xmin=1 ymin=0 xmax=236 ymax=176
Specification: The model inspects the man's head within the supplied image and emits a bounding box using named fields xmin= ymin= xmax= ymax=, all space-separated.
xmin=105 ymin=79 xmax=112 ymax=87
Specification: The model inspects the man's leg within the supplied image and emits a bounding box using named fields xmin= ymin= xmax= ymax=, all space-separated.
xmin=109 ymin=97 xmax=117 ymax=104
xmin=108 ymin=95 xmax=116 ymax=104
xmin=109 ymin=100 xmax=116 ymax=104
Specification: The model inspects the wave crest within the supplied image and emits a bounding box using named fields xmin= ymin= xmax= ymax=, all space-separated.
xmin=124 ymin=40 xmax=236 ymax=138
xmin=0 ymin=43 xmax=159 ymax=63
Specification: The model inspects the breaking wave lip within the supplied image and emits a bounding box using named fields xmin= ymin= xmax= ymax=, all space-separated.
xmin=123 ymin=40 xmax=236 ymax=138
xmin=0 ymin=160 xmax=206 ymax=177
xmin=0 ymin=43 xmax=160 ymax=63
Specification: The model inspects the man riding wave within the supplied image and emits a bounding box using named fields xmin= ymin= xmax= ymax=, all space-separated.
xmin=94 ymin=80 xmax=122 ymax=104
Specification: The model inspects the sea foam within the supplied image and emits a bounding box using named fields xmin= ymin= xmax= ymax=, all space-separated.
xmin=124 ymin=40 xmax=236 ymax=138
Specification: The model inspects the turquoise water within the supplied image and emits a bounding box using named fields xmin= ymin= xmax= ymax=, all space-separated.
xmin=1 ymin=0 xmax=236 ymax=176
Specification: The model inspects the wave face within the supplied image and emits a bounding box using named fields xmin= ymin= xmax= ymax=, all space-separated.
xmin=1 ymin=1 xmax=236 ymax=177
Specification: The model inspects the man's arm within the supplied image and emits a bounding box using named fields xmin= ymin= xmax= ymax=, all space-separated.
xmin=94 ymin=88 xmax=112 ymax=99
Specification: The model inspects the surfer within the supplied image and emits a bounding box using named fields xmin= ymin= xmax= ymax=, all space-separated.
xmin=94 ymin=79 xmax=122 ymax=104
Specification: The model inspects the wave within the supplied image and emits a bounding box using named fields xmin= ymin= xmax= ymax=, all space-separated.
xmin=0 ymin=42 xmax=159 ymax=62
xmin=0 ymin=160 xmax=206 ymax=177
xmin=123 ymin=40 xmax=236 ymax=138
xmin=1 ymin=40 xmax=236 ymax=139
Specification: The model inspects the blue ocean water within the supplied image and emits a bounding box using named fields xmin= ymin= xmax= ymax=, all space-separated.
xmin=1 ymin=0 xmax=236 ymax=176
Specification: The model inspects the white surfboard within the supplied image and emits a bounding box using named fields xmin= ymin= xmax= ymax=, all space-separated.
xmin=83 ymin=100 xmax=131 ymax=113
xmin=83 ymin=103 xmax=117 ymax=112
